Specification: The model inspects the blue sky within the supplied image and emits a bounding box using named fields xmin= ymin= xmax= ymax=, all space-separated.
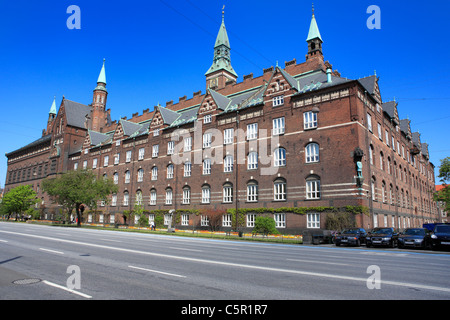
xmin=0 ymin=0 xmax=449 ymax=187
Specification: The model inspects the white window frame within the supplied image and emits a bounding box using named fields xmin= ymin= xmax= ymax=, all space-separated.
xmin=184 ymin=162 xmax=191 ymax=177
xmin=182 ymin=187 xmax=191 ymax=204
xmin=274 ymin=148 xmax=286 ymax=167
xmin=223 ymin=184 xmax=233 ymax=203
xmin=224 ymin=128 xmax=234 ymax=145
xmin=184 ymin=137 xmax=192 ymax=152
xmin=247 ymin=183 xmax=258 ymax=202
xmin=247 ymin=123 xmax=258 ymax=140
xmin=367 ymin=113 xmax=372 ymax=132
xmin=203 ymin=114 xmax=212 ymax=124
xmin=306 ymin=179 xmax=321 ymax=200
xmin=167 ymin=141 xmax=175 ymax=155
xmin=202 ymin=186 xmax=211 ymax=203
xmin=305 ymin=143 xmax=319 ymax=163
xmin=222 ymin=214 xmax=232 ymax=227
xmin=123 ymin=192 xmax=129 ymax=206
xmin=126 ymin=150 xmax=132 ymax=163
xmin=246 ymin=213 xmax=256 ymax=228
xmin=114 ymin=153 xmax=120 ymax=165
xmin=113 ymin=172 xmax=119 ymax=184
xmin=203 ymin=133 xmax=212 ymax=148
xmin=203 ymin=159 xmax=211 ymax=175
xmin=167 ymin=164 xmax=174 ymax=179
xmin=125 ymin=170 xmax=130 ymax=184
xmin=224 ymin=155 xmax=233 ymax=173
xmin=304 ymin=111 xmax=318 ymax=129
xmin=111 ymin=194 xmax=117 ymax=206
xmin=181 ymin=214 xmax=189 ymax=226
xmin=152 ymin=145 xmax=159 ymax=158
xmin=247 ymin=151 xmax=258 ymax=170
xmin=274 ymin=213 xmax=286 ymax=228
xmin=138 ymin=148 xmax=145 ymax=160
xmin=150 ymin=190 xmax=156 ymax=205
xmin=165 ymin=188 xmax=173 ymax=205
xmin=307 ymin=213 xmax=320 ymax=228
xmin=272 ymin=117 xmax=285 ymax=135
xmin=137 ymin=168 xmax=144 ymax=182
xmin=103 ymin=155 xmax=109 ymax=167
xmin=274 ymin=179 xmax=286 ymax=201
xmin=92 ymin=158 xmax=98 ymax=169
xmin=201 ymin=215 xmax=209 ymax=227
xmin=151 ymin=166 xmax=158 ymax=181
xmin=273 ymin=95 xmax=284 ymax=107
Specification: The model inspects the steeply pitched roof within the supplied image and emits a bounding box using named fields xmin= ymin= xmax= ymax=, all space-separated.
xmin=306 ymin=13 xmax=322 ymax=41
xmin=64 ymin=99 xmax=91 ymax=129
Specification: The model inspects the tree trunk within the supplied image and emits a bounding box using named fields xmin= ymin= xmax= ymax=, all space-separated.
xmin=76 ymin=204 xmax=81 ymax=227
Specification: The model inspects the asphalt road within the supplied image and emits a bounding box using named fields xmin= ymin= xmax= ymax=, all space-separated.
xmin=1 ymin=221 xmax=450 ymax=302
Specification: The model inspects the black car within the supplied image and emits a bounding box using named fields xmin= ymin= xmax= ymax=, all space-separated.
xmin=398 ymin=228 xmax=430 ymax=249
xmin=366 ymin=227 xmax=398 ymax=248
xmin=429 ymin=224 xmax=450 ymax=251
xmin=335 ymin=228 xmax=367 ymax=247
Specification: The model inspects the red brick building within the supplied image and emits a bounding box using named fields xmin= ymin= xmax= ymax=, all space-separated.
xmin=4 ymin=10 xmax=439 ymax=233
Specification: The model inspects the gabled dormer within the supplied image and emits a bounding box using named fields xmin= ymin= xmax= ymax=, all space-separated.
xmin=264 ymin=66 xmax=299 ymax=109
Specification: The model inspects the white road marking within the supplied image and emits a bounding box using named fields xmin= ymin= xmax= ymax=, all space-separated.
xmin=42 ymin=280 xmax=92 ymax=299
xmin=128 ymin=265 xmax=186 ymax=278
xmin=39 ymin=248 xmax=64 ymax=255
xmin=0 ymin=239 xmax=8 ymax=243
xmin=100 ymin=238 xmax=122 ymax=243
xmin=169 ymin=246 xmax=202 ymax=252
xmin=2 ymin=230 xmax=450 ymax=294
xmin=286 ymin=258 xmax=350 ymax=266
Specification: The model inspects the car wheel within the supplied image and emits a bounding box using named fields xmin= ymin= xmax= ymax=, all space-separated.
xmin=398 ymin=242 xmax=403 ymax=249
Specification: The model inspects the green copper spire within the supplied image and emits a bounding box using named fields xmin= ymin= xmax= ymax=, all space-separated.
xmin=205 ymin=7 xmax=237 ymax=77
xmin=49 ymin=96 xmax=57 ymax=115
xmin=306 ymin=5 xmax=322 ymax=42
xmin=97 ymin=58 xmax=106 ymax=84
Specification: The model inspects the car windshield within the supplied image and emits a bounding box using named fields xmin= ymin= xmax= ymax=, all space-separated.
xmin=435 ymin=225 xmax=450 ymax=233
xmin=342 ymin=229 xmax=359 ymax=234
xmin=403 ymin=229 xmax=425 ymax=236
xmin=371 ymin=228 xmax=392 ymax=234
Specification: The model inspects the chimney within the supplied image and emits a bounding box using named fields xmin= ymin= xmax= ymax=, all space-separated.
xmin=326 ymin=68 xmax=332 ymax=83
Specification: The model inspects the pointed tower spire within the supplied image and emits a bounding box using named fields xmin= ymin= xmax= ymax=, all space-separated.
xmin=306 ymin=3 xmax=324 ymax=60
xmin=205 ymin=5 xmax=238 ymax=90
xmin=49 ymin=96 xmax=57 ymax=115
xmin=91 ymin=59 xmax=109 ymax=132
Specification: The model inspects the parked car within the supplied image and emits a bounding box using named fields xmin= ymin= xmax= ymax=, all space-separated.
xmin=398 ymin=228 xmax=430 ymax=249
xmin=429 ymin=224 xmax=450 ymax=251
xmin=366 ymin=227 xmax=399 ymax=248
xmin=335 ymin=228 xmax=367 ymax=247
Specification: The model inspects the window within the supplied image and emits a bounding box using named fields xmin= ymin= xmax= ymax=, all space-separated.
xmin=182 ymin=186 xmax=191 ymax=204
xmin=92 ymin=158 xmax=98 ymax=169
xmin=223 ymin=183 xmax=233 ymax=203
xmin=306 ymin=176 xmax=321 ymax=200
xmin=164 ymin=214 xmax=171 ymax=226
xmin=273 ymin=95 xmax=284 ymax=107
xmin=385 ymin=130 xmax=390 ymax=146
xmin=224 ymin=128 xmax=234 ymax=145
xmin=204 ymin=114 xmax=212 ymax=124
xmin=203 ymin=159 xmax=211 ymax=175
xmin=111 ymin=194 xmax=117 ymax=206
xmin=83 ymin=160 xmax=88 ymax=169
xmin=203 ymin=133 xmax=212 ymax=148
xmin=274 ymin=213 xmax=286 ymax=228
xmin=153 ymin=129 xmax=159 ymax=136
xmin=125 ymin=170 xmax=130 ymax=184
xmin=181 ymin=214 xmax=189 ymax=226
xmin=369 ymin=145 xmax=374 ymax=165
xmin=152 ymin=145 xmax=159 ymax=157
xmin=184 ymin=137 xmax=192 ymax=152
xmin=135 ymin=190 xmax=143 ymax=205
xmin=113 ymin=172 xmax=119 ymax=184
xmin=137 ymin=169 xmax=144 ymax=182
xmin=150 ymin=189 xmax=157 ymax=205
xmin=123 ymin=192 xmax=129 ymax=206
xmin=247 ymin=152 xmax=258 ymax=170
xmin=126 ymin=150 xmax=132 ymax=162
xmin=382 ymin=181 xmax=387 ymax=203
xmin=165 ymin=188 xmax=173 ymax=205
xmin=151 ymin=166 xmax=158 ymax=180
xmin=74 ymin=162 xmax=78 ymax=170
xmin=274 ymin=148 xmax=286 ymax=167
xmin=272 ymin=117 xmax=285 ymax=135
xmin=167 ymin=141 xmax=174 ymax=155
xmin=305 ymin=143 xmax=319 ymax=163
xmin=367 ymin=113 xmax=372 ymax=132
xmin=202 ymin=185 xmax=211 ymax=203
xmin=379 ymin=152 xmax=384 ymax=171
xmin=222 ymin=214 xmax=232 ymax=227
xmin=247 ymin=214 xmax=256 ymax=228
xmin=138 ymin=148 xmax=145 ymax=160
xmin=184 ymin=162 xmax=191 ymax=177
xmin=377 ymin=123 xmax=382 ymax=140
xmin=224 ymin=155 xmax=233 ymax=172
xmin=247 ymin=181 xmax=258 ymax=202
xmin=103 ymin=155 xmax=109 ymax=167
xmin=247 ymin=123 xmax=258 ymax=140
xmin=307 ymin=213 xmax=320 ymax=228
xmin=201 ymin=215 xmax=209 ymax=227
xmin=304 ymin=111 xmax=317 ymax=129
xmin=114 ymin=153 xmax=120 ymax=165
xmin=274 ymin=178 xmax=286 ymax=201
xmin=167 ymin=164 xmax=174 ymax=179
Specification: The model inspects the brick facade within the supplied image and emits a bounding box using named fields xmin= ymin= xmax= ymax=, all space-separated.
xmin=4 ymin=11 xmax=439 ymax=234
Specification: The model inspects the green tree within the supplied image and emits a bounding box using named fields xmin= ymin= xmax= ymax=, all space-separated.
xmin=434 ymin=157 xmax=450 ymax=214
xmin=252 ymin=216 xmax=279 ymax=236
xmin=0 ymin=185 xmax=38 ymax=220
xmin=42 ymin=169 xmax=118 ymax=227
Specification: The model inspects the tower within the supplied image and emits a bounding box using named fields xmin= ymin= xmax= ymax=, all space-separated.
xmin=91 ymin=59 xmax=109 ymax=132
xmin=46 ymin=96 xmax=57 ymax=134
xmin=306 ymin=5 xmax=323 ymax=60
xmin=205 ymin=6 xmax=238 ymax=90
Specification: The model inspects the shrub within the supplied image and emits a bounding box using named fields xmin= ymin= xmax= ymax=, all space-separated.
xmin=253 ymin=216 xmax=279 ymax=235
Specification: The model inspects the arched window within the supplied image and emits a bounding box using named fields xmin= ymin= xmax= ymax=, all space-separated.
xmin=165 ymin=188 xmax=173 ymax=205
xmin=184 ymin=161 xmax=192 ymax=177
xmin=151 ymin=166 xmax=158 ymax=180
xmin=113 ymin=172 xmax=119 ymax=184
xmin=182 ymin=186 xmax=191 ymax=204
xmin=223 ymin=182 xmax=233 ymax=203
xmin=274 ymin=148 xmax=286 ymax=167
xmin=273 ymin=177 xmax=286 ymax=201
xmin=123 ymin=191 xmax=129 ymax=206
xmin=167 ymin=164 xmax=174 ymax=179
xmin=306 ymin=175 xmax=321 ymax=200
xmin=246 ymin=180 xmax=258 ymax=202
xmin=202 ymin=185 xmax=211 ymax=203
xmin=125 ymin=170 xmax=130 ymax=184
xmin=137 ymin=168 xmax=144 ymax=182
xmin=149 ymin=189 xmax=157 ymax=205
xmin=305 ymin=143 xmax=319 ymax=163
xmin=135 ymin=190 xmax=143 ymax=205
xmin=371 ymin=176 xmax=377 ymax=201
